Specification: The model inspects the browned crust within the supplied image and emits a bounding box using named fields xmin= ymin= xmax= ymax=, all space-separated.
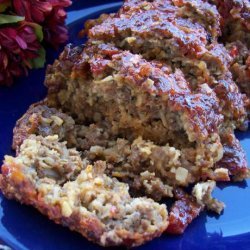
xmin=87 ymin=0 xmax=220 ymax=57
xmin=166 ymin=188 xmax=203 ymax=234
xmin=216 ymin=129 xmax=249 ymax=181
xmin=119 ymin=0 xmax=221 ymax=39
xmin=209 ymin=0 xmax=250 ymax=99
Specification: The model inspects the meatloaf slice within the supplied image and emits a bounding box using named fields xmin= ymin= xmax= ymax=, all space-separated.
xmin=45 ymin=43 xmax=224 ymax=174
xmin=13 ymin=104 xmax=248 ymax=201
xmin=12 ymin=103 xmax=114 ymax=154
xmin=10 ymin=104 xmax=215 ymax=200
xmin=86 ymin=0 xmax=248 ymax=129
xmin=0 ymin=135 xmax=168 ymax=247
xmin=86 ymin=0 xmax=227 ymax=78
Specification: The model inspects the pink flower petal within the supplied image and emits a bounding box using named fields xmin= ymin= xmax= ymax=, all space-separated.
xmin=15 ymin=35 xmax=27 ymax=49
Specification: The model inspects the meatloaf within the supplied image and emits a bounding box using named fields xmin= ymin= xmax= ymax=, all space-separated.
xmin=1 ymin=0 xmax=250 ymax=247
xmin=209 ymin=0 xmax=250 ymax=98
xmin=0 ymin=135 xmax=169 ymax=247
xmin=86 ymin=0 xmax=248 ymax=130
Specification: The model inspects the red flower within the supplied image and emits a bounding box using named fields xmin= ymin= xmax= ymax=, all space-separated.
xmin=0 ymin=0 xmax=10 ymax=5
xmin=13 ymin=0 xmax=72 ymax=47
xmin=43 ymin=6 xmax=69 ymax=48
xmin=0 ymin=0 xmax=71 ymax=85
xmin=0 ymin=22 xmax=42 ymax=85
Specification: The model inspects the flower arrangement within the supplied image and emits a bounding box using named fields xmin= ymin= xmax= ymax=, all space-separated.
xmin=0 ymin=0 xmax=71 ymax=85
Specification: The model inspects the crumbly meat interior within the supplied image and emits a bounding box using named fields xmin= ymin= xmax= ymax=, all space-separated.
xmin=13 ymin=104 xmax=243 ymax=203
xmin=8 ymin=103 xmax=227 ymax=237
xmin=225 ymin=41 xmax=250 ymax=97
xmin=0 ymin=135 xmax=168 ymax=247
xmin=45 ymin=43 xmax=223 ymax=144
xmin=45 ymin=42 xmax=233 ymax=181
xmin=86 ymin=0 xmax=249 ymax=130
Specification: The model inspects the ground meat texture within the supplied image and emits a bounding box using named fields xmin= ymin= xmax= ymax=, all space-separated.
xmin=87 ymin=136 xmax=225 ymax=196
xmin=45 ymin=44 xmax=226 ymax=178
xmin=12 ymin=103 xmax=77 ymax=152
xmin=12 ymin=104 xmax=113 ymax=152
xmin=0 ymin=135 xmax=168 ymax=247
xmin=226 ymin=41 xmax=250 ymax=98
xmin=86 ymin=0 xmax=248 ymax=130
xmin=210 ymin=0 xmax=250 ymax=47
xmin=13 ymin=104 xmax=246 ymax=202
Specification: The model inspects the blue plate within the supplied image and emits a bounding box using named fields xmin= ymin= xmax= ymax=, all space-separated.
xmin=0 ymin=1 xmax=250 ymax=250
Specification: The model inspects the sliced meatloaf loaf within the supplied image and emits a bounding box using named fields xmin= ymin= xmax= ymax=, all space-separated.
xmin=0 ymin=135 xmax=168 ymax=247
xmin=86 ymin=0 xmax=248 ymax=130
xmin=1 ymin=0 xmax=250 ymax=246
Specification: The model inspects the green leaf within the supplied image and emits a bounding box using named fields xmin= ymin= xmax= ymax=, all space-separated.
xmin=33 ymin=24 xmax=43 ymax=42
xmin=30 ymin=47 xmax=46 ymax=69
xmin=0 ymin=14 xmax=24 ymax=25
xmin=28 ymin=22 xmax=43 ymax=42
